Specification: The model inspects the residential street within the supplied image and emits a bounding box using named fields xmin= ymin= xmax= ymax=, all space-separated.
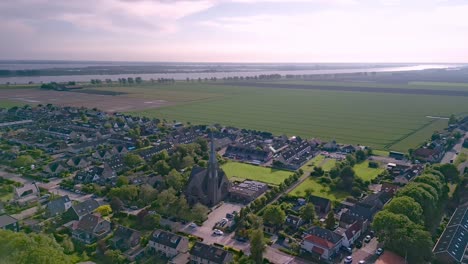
xmin=440 ymin=132 xmax=467 ymax=165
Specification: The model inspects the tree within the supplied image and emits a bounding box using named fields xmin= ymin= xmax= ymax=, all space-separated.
xmin=250 ymin=229 xmax=265 ymax=264
xmin=339 ymin=165 xmax=356 ymax=191
xmin=191 ymin=203 xmax=209 ymax=223
xmin=154 ymin=160 xmax=171 ymax=175
xmin=384 ymin=196 xmax=423 ymax=224
xmin=110 ymin=197 xmax=124 ymax=213
xmin=435 ymin=164 xmax=460 ymax=183
xmin=355 ymin=149 xmax=367 ymax=163
xmin=300 ymin=203 xmax=316 ymax=223
xmin=166 ymin=169 xmax=185 ymax=192
xmin=95 ymin=205 xmax=112 ymax=216
xmin=325 ymin=211 xmax=336 ymax=230
xmin=104 ymin=249 xmax=126 ymax=264
xmin=12 ymin=155 xmax=35 ymax=168
xmin=123 ymin=153 xmax=143 ymax=168
xmin=116 ymin=176 xmax=129 ymax=187
xmin=139 ymin=184 xmax=158 ymax=205
xmin=448 ymin=114 xmax=457 ymax=124
xmin=262 ymin=205 xmax=286 ymax=226
xmin=0 ymin=229 xmax=73 ymax=264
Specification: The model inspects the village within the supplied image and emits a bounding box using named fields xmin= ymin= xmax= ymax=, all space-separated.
xmin=0 ymin=104 xmax=467 ymax=264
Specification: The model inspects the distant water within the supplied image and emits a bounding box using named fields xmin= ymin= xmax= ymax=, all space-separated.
xmin=0 ymin=61 xmax=458 ymax=84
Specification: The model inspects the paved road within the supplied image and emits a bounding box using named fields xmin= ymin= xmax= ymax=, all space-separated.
xmin=441 ymin=132 xmax=467 ymax=165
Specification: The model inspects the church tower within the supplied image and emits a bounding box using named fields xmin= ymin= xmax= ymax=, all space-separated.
xmin=207 ymin=133 xmax=219 ymax=205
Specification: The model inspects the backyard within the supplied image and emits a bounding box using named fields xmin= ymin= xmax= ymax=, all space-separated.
xmin=353 ymin=160 xmax=385 ymax=181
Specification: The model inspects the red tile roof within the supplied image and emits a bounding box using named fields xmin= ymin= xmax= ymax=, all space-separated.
xmin=304 ymin=234 xmax=336 ymax=249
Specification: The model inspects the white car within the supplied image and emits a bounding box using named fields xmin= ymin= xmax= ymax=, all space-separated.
xmin=213 ymin=229 xmax=224 ymax=236
xmin=344 ymin=256 xmax=352 ymax=264
xmin=376 ymin=248 xmax=384 ymax=256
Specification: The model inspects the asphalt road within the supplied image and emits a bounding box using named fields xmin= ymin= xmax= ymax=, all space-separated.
xmin=441 ymin=132 xmax=467 ymax=165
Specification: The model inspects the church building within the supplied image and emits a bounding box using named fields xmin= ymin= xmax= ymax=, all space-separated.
xmin=185 ymin=135 xmax=231 ymax=207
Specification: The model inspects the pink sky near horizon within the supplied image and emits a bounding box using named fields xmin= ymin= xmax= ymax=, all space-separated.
xmin=0 ymin=0 xmax=467 ymax=63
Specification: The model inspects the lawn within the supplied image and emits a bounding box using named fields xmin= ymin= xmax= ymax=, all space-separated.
xmin=321 ymin=159 xmax=337 ymax=171
xmin=300 ymin=155 xmax=325 ymax=175
xmin=221 ymin=161 xmax=292 ymax=185
xmin=123 ymin=81 xmax=466 ymax=151
xmin=0 ymin=100 xmax=26 ymax=108
xmin=289 ymin=178 xmax=348 ymax=202
xmin=372 ymin=150 xmax=389 ymax=157
xmin=353 ymin=161 xmax=384 ymax=181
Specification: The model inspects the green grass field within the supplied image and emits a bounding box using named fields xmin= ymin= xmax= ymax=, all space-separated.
xmin=122 ymin=82 xmax=468 ymax=152
xmin=289 ymin=178 xmax=348 ymax=202
xmin=321 ymin=159 xmax=337 ymax=171
xmin=0 ymin=100 xmax=26 ymax=108
xmin=353 ymin=161 xmax=384 ymax=181
xmin=221 ymin=161 xmax=292 ymax=185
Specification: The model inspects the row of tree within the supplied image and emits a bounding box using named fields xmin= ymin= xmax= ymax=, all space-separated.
xmin=372 ymin=168 xmax=451 ymax=263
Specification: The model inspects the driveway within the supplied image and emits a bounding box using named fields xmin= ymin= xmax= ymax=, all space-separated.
xmin=351 ymin=237 xmax=379 ymax=263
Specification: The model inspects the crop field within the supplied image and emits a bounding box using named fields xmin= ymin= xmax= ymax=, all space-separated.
xmin=127 ymin=82 xmax=468 ymax=152
xmin=353 ymin=161 xmax=384 ymax=181
xmin=1 ymin=80 xmax=467 ymax=152
xmin=221 ymin=161 xmax=292 ymax=185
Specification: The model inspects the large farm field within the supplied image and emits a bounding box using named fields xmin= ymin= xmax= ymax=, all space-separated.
xmin=221 ymin=161 xmax=292 ymax=185
xmin=1 ymin=80 xmax=468 ymax=151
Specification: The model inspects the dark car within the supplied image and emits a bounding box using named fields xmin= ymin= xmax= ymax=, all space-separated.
xmin=355 ymin=240 xmax=363 ymax=248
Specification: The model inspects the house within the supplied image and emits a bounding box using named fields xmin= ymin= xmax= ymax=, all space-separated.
xmin=71 ymin=213 xmax=111 ymax=244
xmin=0 ymin=214 xmax=19 ymax=232
xmin=302 ymin=226 xmax=343 ymax=260
xmin=75 ymin=165 xmax=115 ymax=184
xmin=92 ymin=149 xmax=112 ymax=160
xmin=148 ymin=229 xmax=189 ymax=258
xmin=433 ymin=205 xmax=468 ymax=264
xmin=189 ymin=242 xmax=233 ymax=264
xmin=66 ymin=199 xmax=100 ymax=220
xmin=341 ymin=221 xmax=362 ymax=247
xmin=14 ymin=183 xmax=40 ymax=205
xmin=109 ymin=225 xmax=141 ymax=252
xmin=111 ymin=145 xmax=129 ymax=155
xmin=284 ymin=215 xmax=304 ymax=230
xmin=66 ymin=157 xmax=90 ymax=169
xmin=106 ymin=155 xmax=126 ymax=173
xmin=340 ymin=145 xmax=357 ymax=153
xmin=322 ymin=140 xmax=338 ymax=152
xmin=44 ymin=162 xmax=67 ymax=177
xmin=229 ymin=180 xmax=268 ymax=204
xmin=46 ymin=195 xmax=72 ymax=217
xmin=413 ymin=147 xmax=444 ymax=163
xmin=309 ymin=195 xmax=332 ymax=215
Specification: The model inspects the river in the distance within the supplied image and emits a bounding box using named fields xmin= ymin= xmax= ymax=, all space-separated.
xmin=0 ymin=63 xmax=458 ymax=84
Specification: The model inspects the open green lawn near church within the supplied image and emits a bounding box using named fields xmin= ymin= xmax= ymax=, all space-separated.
xmin=221 ymin=161 xmax=292 ymax=185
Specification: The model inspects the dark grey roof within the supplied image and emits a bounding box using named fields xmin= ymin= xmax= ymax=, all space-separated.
xmin=0 ymin=214 xmax=17 ymax=227
xmin=112 ymin=225 xmax=140 ymax=241
xmin=46 ymin=195 xmax=70 ymax=216
xmin=433 ymin=206 xmax=468 ymax=262
xmin=306 ymin=226 xmax=342 ymax=244
xmin=72 ymin=199 xmax=100 ymax=217
xmin=150 ymin=229 xmax=183 ymax=249
xmin=190 ymin=242 xmax=232 ymax=264
xmin=309 ymin=195 xmax=331 ymax=209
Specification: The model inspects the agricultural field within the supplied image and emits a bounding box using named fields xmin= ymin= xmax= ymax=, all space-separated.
xmin=1 ymin=80 xmax=467 ymax=152
xmin=221 ymin=161 xmax=292 ymax=185
xmin=353 ymin=161 xmax=384 ymax=181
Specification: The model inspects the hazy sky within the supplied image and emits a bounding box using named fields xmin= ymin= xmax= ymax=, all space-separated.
xmin=1 ymin=0 xmax=467 ymax=62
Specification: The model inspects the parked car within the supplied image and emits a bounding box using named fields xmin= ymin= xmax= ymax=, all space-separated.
xmin=376 ymin=248 xmax=384 ymax=256
xmin=226 ymin=213 xmax=233 ymax=219
xmin=364 ymin=235 xmax=371 ymax=243
xmin=213 ymin=229 xmax=224 ymax=236
xmin=341 ymin=246 xmax=352 ymax=254
xmin=355 ymin=240 xmax=363 ymax=248
xmin=344 ymin=256 xmax=353 ymax=264
xmin=189 ymin=223 xmax=197 ymax=228
xmin=358 ymin=261 xmax=365 ymax=264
